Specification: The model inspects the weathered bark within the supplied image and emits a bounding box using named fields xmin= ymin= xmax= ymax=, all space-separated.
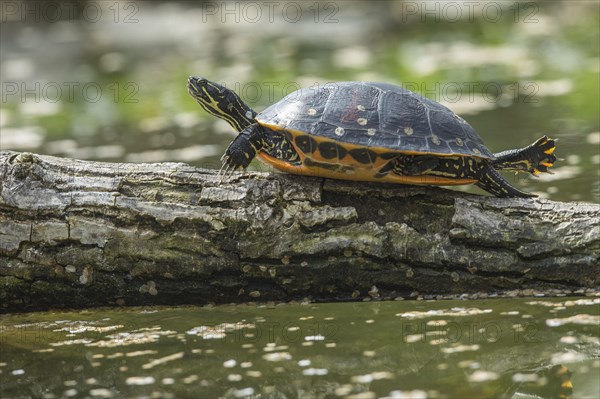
xmin=1 ymin=151 xmax=598 ymax=312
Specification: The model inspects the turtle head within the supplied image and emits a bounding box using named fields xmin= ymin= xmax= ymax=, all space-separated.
xmin=187 ymin=76 xmax=256 ymax=132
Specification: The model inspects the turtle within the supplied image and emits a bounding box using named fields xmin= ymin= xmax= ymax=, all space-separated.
xmin=187 ymin=77 xmax=557 ymax=197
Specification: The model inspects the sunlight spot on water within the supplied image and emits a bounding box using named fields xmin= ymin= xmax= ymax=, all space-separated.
xmin=347 ymin=391 xmax=376 ymax=399
xmin=0 ymin=109 xmax=11 ymax=127
xmin=560 ymin=336 xmax=579 ymax=344
xmin=234 ymin=387 xmax=254 ymax=397
xmin=305 ymin=335 xmax=325 ymax=341
xmin=441 ymin=344 xmax=480 ymax=354
xmin=587 ymin=131 xmax=600 ymax=145
xmin=139 ymin=116 xmax=169 ymax=133
xmin=546 ymin=314 xmax=600 ymax=327
xmin=302 ymin=368 xmax=328 ymax=376
xmin=88 ymin=388 xmax=113 ymax=398
xmin=425 ymin=329 xmax=447 ymax=337
xmin=182 ymin=375 xmax=198 ymax=384
xmin=511 ymin=373 xmax=539 ymax=383
xmin=335 ymin=385 xmax=354 ymax=396
xmin=551 ymin=351 xmax=587 ymax=364
xmin=264 ymin=343 xmax=289 ymax=352
xmin=566 ymin=154 xmax=580 ymax=165
xmin=428 ymin=338 xmax=447 ymax=346
xmin=21 ymin=100 xmax=61 ymax=116
xmin=262 ymin=352 xmax=292 ymax=362
xmin=174 ymin=112 xmax=201 ymax=129
xmin=66 ymin=145 xmax=126 ymax=160
xmin=426 ymin=319 xmax=448 ymax=326
xmin=125 ymin=144 xmax=220 ymax=163
xmin=468 ymin=370 xmax=499 ymax=382
xmin=0 ymin=126 xmax=45 ymax=150
xmin=351 ymin=374 xmax=374 ymax=383
xmin=534 ymin=79 xmax=573 ymax=97
xmin=99 ymin=52 xmax=125 ymax=73
xmin=143 ymin=351 xmax=184 ymax=369
xmin=125 ymin=376 xmax=155 ymax=385
xmin=501 ymin=311 xmax=519 ymax=315
xmin=86 ymin=329 xmax=176 ymax=348
xmin=397 ymin=307 xmax=492 ymax=319
xmin=332 ymin=46 xmax=371 ymax=69
xmin=405 ymin=334 xmax=424 ymax=343
xmin=458 ymin=360 xmax=479 ymax=369
xmin=50 ymin=338 xmax=93 ymax=347
xmin=532 ymin=165 xmax=581 ymax=182
xmin=386 ymin=389 xmax=428 ymax=399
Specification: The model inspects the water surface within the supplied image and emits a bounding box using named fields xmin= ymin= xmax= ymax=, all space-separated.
xmin=2 ymin=297 xmax=598 ymax=398
xmin=1 ymin=1 xmax=598 ymax=201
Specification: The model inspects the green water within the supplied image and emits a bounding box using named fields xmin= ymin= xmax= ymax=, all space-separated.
xmin=1 ymin=2 xmax=599 ymax=397
xmin=1 ymin=297 xmax=598 ymax=398
xmin=1 ymin=0 xmax=599 ymax=201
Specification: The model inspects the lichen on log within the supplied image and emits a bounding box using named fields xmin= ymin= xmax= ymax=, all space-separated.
xmin=0 ymin=151 xmax=598 ymax=312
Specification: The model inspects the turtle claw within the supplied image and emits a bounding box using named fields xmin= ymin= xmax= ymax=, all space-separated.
xmin=218 ymin=152 xmax=247 ymax=184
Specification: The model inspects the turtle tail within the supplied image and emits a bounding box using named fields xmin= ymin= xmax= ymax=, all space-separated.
xmin=476 ymin=164 xmax=536 ymax=198
xmin=492 ymin=135 xmax=557 ymax=176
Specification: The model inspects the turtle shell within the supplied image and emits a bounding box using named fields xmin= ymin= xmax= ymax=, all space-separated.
xmin=256 ymin=82 xmax=494 ymax=159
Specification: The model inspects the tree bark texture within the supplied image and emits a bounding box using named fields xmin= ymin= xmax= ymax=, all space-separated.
xmin=1 ymin=151 xmax=598 ymax=312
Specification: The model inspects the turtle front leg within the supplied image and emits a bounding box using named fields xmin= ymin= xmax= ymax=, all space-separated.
xmin=220 ymin=123 xmax=267 ymax=177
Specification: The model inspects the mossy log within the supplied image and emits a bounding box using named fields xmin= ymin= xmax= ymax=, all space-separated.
xmin=1 ymin=151 xmax=598 ymax=312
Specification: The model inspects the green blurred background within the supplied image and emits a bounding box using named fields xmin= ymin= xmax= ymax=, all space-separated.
xmin=1 ymin=0 xmax=598 ymax=201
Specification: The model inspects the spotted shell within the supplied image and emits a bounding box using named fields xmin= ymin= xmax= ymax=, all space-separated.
xmin=256 ymin=82 xmax=494 ymax=159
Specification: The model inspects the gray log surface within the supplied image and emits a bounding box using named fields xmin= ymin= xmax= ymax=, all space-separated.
xmin=1 ymin=151 xmax=598 ymax=312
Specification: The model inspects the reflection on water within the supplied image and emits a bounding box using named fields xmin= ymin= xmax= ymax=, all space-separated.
xmin=0 ymin=1 xmax=598 ymax=202
xmin=1 ymin=297 xmax=598 ymax=398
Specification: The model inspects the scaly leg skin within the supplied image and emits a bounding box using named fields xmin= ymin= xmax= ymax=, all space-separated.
xmin=492 ymin=135 xmax=557 ymax=176
xmin=475 ymin=164 xmax=535 ymax=197
xmin=220 ymin=124 xmax=267 ymax=180
xmin=387 ymin=154 xmax=535 ymax=198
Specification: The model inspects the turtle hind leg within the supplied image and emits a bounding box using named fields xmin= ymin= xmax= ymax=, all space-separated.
xmin=476 ymin=164 xmax=536 ymax=198
xmin=492 ymin=135 xmax=557 ymax=176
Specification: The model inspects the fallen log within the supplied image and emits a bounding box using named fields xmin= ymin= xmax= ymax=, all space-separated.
xmin=1 ymin=151 xmax=598 ymax=312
